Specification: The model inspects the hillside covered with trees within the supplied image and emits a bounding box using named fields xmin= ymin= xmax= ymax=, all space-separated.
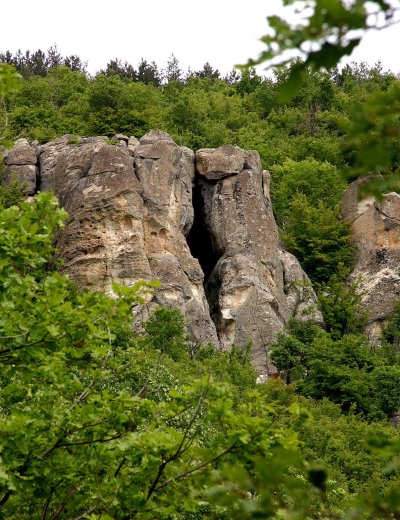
xmin=1 ymin=36 xmax=400 ymax=519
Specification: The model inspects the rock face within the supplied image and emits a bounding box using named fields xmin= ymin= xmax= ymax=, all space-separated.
xmin=189 ymin=146 xmax=321 ymax=371
xmin=343 ymin=177 xmax=400 ymax=341
xmin=4 ymin=133 xmax=322 ymax=372
xmin=3 ymin=138 xmax=38 ymax=195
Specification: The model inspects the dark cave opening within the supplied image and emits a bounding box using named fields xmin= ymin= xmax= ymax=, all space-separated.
xmin=186 ymin=182 xmax=221 ymax=287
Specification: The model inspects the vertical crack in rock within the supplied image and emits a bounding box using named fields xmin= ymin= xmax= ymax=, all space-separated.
xmin=186 ymin=180 xmax=222 ymax=285
xmin=194 ymin=145 xmax=322 ymax=373
xmin=125 ymin=130 xmax=219 ymax=346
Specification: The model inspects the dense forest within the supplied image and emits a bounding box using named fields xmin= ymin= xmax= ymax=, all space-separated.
xmin=1 ymin=42 xmax=400 ymax=519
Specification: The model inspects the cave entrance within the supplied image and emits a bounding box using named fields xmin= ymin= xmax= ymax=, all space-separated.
xmin=186 ymin=182 xmax=220 ymax=286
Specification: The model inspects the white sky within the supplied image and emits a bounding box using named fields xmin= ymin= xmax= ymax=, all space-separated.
xmin=1 ymin=0 xmax=399 ymax=75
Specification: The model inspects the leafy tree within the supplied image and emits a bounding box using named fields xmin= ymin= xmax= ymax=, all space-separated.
xmin=63 ymin=54 xmax=87 ymax=74
xmin=271 ymin=158 xmax=346 ymax=227
xmin=0 ymin=159 xmax=25 ymax=209
xmin=383 ymin=299 xmax=400 ymax=348
xmin=262 ymin=380 xmax=400 ymax=516
xmin=245 ymin=0 xmax=400 ymax=193
xmin=0 ymin=192 xmax=328 ymax=519
xmin=100 ymin=58 xmax=137 ymax=81
xmin=143 ymin=307 xmax=190 ymax=361
xmin=193 ymin=62 xmax=220 ymax=81
xmin=280 ymin=193 xmax=354 ymax=284
xmin=0 ymin=47 xmax=87 ymax=78
xmin=0 ymin=63 xmax=22 ymax=146
xmin=136 ymin=58 xmax=162 ymax=86
xmin=164 ymin=54 xmax=182 ymax=83
xmin=234 ymin=67 xmax=262 ymax=96
xmin=318 ymin=267 xmax=368 ymax=339
xmin=271 ymin=321 xmax=400 ymax=420
xmin=246 ymin=0 xmax=399 ymax=98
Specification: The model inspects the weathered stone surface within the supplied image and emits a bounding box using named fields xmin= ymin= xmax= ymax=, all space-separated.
xmin=127 ymin=136 xmax=139 ymax=156
xmin=39 ymin=137 xmax=150 ymax=292
xmin=7 ymin=134 xmax=321 ymax=371
xmin=4 ymin=138 xmax=38 ymax=195
xmin=279 ymin=250 xmax=322 ymax=323
xmin=34 ymin=132 xmax=218 ymax=346
xmin=7 ymin=164 xmax=37 ymax=195
xmin=341 ymin=174 xmax=376 ymax=225
xmin=193 ymin=146 xmax=321 ymax=372
xmin=113 ymin=134 xmax=129 ymax=143
xmin=5 ymin=138 xmax=37 ymax=165
xmin=196 ymin=145 xmax=246 ymax=180
xmin=134 ymin=130 xmax=218 ymax=345
xmin=343 ymin=178 xmax=400 ymax=341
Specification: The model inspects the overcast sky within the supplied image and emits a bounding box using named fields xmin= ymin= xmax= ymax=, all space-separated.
xmin=1 ymin=0 xmax=399 ymax=75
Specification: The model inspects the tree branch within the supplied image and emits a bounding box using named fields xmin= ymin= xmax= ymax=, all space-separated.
xmin=146 ymin=380 xmax=209 ymax=501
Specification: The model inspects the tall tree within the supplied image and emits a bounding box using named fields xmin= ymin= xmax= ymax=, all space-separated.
xmin=164 ymin=54 xmax=182 ymax=83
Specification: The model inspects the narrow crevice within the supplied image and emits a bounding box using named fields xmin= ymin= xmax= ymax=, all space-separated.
xmin=186 ymin=180 xmax=221 ymax=286
xmin=186 ymin=178 xmax=224 ymax=338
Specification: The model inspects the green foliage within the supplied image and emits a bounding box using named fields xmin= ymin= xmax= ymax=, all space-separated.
xmin=245 ymin=0 xmax=397 ymax=100
xmin=262 ymin=380 xmax=400 ymax=516
xmin=270 ymin=159 xmax=354 ymax=285
xmin=193 ymin=344 xmax=257 ymax=394
xmin=0 ymin=192 xmax=327 ymax=519
xmin=0 ymin=46 xmax=87 ymax=78
xmin=269 ymin=320 xmax=322 ymax=385
xmin=383 ymin=299 xmax=400 ymax=347
xmin=318 ymin=268 xmax=368 ymax=339
xmin=271 ymin=321 xmax=400 ymax=420
xmin=244 ymin=0 xmax=400 ymax=199
xmin=0 ymin=158 xmax=25 ymax=209
xmin=0 ymin=63 xmax=22 ymax=146
xmin=1 ymin=25 xmax=400 ymax=517
xmin=343 ymin=80 xmax=400 ymax=180
xmin=0 ymin=189 xmax=398 ymax=517
xmin=270 ymin=159 xmax=354 ymax=286
xmin=271 ymin=158 xmax=346 ymax=227
xmin=143 ymin=307 xmax=190 ymax=361
xmin=280 ymin=193 xmax=354 ymax=284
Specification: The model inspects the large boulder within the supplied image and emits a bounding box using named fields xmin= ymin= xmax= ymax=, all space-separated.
xmin=343 ymin=177 xmax=400 ymax=341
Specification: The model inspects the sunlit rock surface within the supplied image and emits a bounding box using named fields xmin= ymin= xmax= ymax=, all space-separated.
xmin=5 ymin=133 xmax=322 ymax=372
xmin=343 ymin=177 xmax=400 ymax=341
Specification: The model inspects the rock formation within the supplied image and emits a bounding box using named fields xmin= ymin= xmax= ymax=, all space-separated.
xmin=4 ymin=132 xmax=321 ymax=372
xmin=189 ymin=145 xmax=321 ymax=370
xmin=36 ymin=132 xmax=218 ymax=347
xmin=3 ymin=138 xmax=38 ymax=195
xmin=343 ymin=177 xmax=400 ymax=341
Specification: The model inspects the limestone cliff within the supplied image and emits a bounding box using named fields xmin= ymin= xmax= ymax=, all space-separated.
xmin=4 ymin=132 xmax=321 ymax=372
xmin=343 ymin=177 xmax=400 ymax=341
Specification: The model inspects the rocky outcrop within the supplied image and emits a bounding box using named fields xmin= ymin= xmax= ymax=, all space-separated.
xmin=4 ymin=133 xmax=321 ymax=372
xmin=3 ymin=138 xmax=38 ymax=195
xmin=36 ymin=132 xmax=218 ymax=347
xmin=343 ymin=177 xmax=400 ymax=341
xmin=189 ymin=146 xmax=321 ymax=371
